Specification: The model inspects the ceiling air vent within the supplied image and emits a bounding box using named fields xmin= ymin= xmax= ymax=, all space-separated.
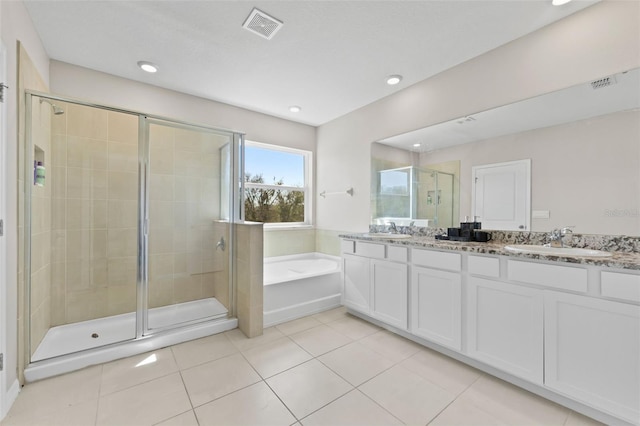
xmin=456 ymin=116 xmax=476 ymax=125
xmin=242 ymin=8 xmax=283 ymax=40
xmin=590 ymin=75 xmax=617 ymax=90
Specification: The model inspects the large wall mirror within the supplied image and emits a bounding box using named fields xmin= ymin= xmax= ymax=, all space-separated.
xmin=372 ymin=67 xmax=640 ymax=236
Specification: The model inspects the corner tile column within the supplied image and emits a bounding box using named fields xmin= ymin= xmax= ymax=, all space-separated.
xmin=235 ymin=222 xmax=263 ymax=338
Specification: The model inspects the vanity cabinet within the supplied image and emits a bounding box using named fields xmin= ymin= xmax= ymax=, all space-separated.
xmin=341 ymin=241 xmax=408 ymax=329
xmin=544 ymin=291 xmax=640 ymax=424
xmin=410 ymin=266 xmax=461 ymax=350
xmin=342 ymin=253 xmax=371 ymax=314
xmin=467 ymin=277 xmax=544 ymax=384
xmin=340 ymin=237 xmax=639 ymax=424
xmin=371 ymin=259 xmax=408 ymax=329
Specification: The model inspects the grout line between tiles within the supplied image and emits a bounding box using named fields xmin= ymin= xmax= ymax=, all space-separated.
xmin=93 ymin=364 xmax=104 ymax=426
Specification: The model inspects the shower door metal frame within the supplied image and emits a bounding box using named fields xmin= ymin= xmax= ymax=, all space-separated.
xmin=24 ymin=90 xmax=243 ymax=360
xmin=138 ymin=116 xmax=240 ymax=337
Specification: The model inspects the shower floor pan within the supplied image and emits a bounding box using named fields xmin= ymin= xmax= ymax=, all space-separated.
xmin=31 ymin=297 xmax=228 ymax=362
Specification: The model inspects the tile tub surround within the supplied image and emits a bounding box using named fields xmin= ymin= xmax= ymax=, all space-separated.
xmin=363 ymin=227 xmax=640 ymax=270
xmin=2 ymin=308 xmax=603 ymax=426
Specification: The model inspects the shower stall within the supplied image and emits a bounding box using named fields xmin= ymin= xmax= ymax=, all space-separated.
xmin=374 ymin=166 xmax=455 ymax=228
xmin=24 ymin=92 xmax=243 ymax=380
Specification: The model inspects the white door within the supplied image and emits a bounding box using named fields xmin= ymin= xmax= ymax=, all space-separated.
xmin=370 ymin=259 xmax=407 ymax=329
xmin=472 ymin=159 xmax=530 ymax=231
xmin=467 ymin=277 xmax=543 ymax=384
xmin=411 ymin=266 xmax=461 ymax=350
xmin=544 ymin=291 xmax=640 ymax=424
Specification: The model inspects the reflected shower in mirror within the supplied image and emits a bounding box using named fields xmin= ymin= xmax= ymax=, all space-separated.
xmin=371 ymin=142 xmax=459 ymax=228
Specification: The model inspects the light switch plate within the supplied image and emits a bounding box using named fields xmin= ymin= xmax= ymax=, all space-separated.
xmin=532 ymin=210 xmax=550 ymax=219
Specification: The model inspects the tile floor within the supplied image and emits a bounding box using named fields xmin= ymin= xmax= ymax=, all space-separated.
xmin=2 ymin=307 xmax=604 ymax=426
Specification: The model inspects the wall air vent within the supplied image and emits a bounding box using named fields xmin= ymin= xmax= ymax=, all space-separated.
xmin=242 ymin=8 xmax=283 ymax=40
xmin=590 ymin=75 xmax=617 ymax=90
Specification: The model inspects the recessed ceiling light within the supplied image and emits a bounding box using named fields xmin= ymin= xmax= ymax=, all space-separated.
xmin=552 ymin=0 xmax=572 ymax=5
xmin=386 ymin=75 xmax=403 ymax=85
xmin=413 ymin=143 xmax=421 ymax=148
xmin=137 ymin=61 xmax=158 ymax=73
xmin=289 ymin=105 xmax=302 ymax=113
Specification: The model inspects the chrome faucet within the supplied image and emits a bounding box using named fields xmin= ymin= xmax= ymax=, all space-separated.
xmin=547 ymin=227 xmax=574 ymax=248
xmin=387 ymin=221 xmax=398 ymax=234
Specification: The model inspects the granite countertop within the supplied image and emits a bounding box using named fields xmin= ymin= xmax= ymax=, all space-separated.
xmin=340 ymin=233 xmax=640 ymax=271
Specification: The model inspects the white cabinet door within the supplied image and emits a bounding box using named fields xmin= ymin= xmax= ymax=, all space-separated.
xmin=342 ymin=254 xmax=371 ymax=314
xmin=545 ymin=291 xmax=640 ymax=424
xmin=411 ymin=266 xmax=461 ymax=350
xmin=467 ymin=277 xmax=543 ymax=384
xmin=371 ymin=260 xmax=408 ymax=329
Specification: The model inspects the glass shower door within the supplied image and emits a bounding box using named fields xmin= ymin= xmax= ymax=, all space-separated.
xmin=144 ymin=118 xmax=234 ymax=333
xmin=27 ymin=94 xmax=140 ymax=361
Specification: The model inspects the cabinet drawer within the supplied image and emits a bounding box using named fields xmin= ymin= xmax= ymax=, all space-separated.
xmin=601 ymin=271 xmax=640 ymax=303
xmin=341 ymin=239 xmax=355 ymax=254
xmin=387 ymin=245 xmax=408 ymax=262
xmin=468 ymin=255 xmax=500 ymax=278
xmin=412 ymin=248 xmax=461 ymax=271
xmin=507 ymin=260 xmax=587 ymax=293
xmin=355 ymin=241 xmax=385 ymax=259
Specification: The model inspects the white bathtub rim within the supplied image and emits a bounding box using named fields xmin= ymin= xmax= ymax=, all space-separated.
xmin=264 ymin=252 xmax=341 ymax=285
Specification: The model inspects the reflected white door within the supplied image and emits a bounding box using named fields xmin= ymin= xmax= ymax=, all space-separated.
xmin=472 ymin=159 xmax=530 ymax=231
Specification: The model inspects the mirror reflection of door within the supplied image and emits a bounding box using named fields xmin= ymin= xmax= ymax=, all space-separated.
xmin=472 ymin=159 xmax=531 ymax=231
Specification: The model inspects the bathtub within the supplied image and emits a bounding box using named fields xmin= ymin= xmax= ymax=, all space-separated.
xmin=263 ymin=253 xmax=342 ymax=327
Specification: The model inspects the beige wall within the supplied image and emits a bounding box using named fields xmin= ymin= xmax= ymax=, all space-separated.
xmin=263 ymin=228 xmax=316 ymax=258
xmin=46 ymin=105 xmax=235 ymax=326
xmin=50 ymin=61 xmax=323 ymax=258
xmin=316 ymin=1 xmax=640 ymax=234
xmin=423 ymin=109 xmax=640 ymax=235
xmin=147 ymin=124 xmax=232 ymax=310
xmin=28 ymin=93 xmax=53 ymax=357
xmin=48 ymin=103 xmax=140 ymax=324
xmin=2 ymin=0 xmax=51 ymax=392
xmin=49 ymin=61 xmax=316 ymax=154
xmin=16 ymin=44 xmax=49 ymax=385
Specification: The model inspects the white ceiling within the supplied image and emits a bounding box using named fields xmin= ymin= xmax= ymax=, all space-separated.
xmin=24 ymin=0 xmax=598 ymax=126
xmin=380 ymin=67 xmax=640 ymax=152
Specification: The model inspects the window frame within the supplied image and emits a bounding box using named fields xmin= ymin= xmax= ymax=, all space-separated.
xmin=243 ymin=140 xmax=313 ymax=228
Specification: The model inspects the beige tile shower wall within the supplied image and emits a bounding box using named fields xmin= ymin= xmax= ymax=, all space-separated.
xmin=50 ymin=105 xmax=140 ymax=325
xmin=17 ymin=43 xmax=50 ymax=375
xmin=29 ymin=99 xmax=53 ymax=354
xmin=148 ymin=125 xmax=230 ymax=309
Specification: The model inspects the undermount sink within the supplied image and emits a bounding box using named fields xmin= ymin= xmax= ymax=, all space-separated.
xmin=363 ymin=233 xmax=412 ymax=239
xmin=504 ymin=244 xmax=612 ymax=258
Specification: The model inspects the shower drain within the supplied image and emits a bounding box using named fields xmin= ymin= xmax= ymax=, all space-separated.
xmin=91 ymin=333 xmax=99 ymax=338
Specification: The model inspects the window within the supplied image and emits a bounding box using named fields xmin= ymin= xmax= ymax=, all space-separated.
xmin=243 ymin=141 xmax=312 ymax=226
